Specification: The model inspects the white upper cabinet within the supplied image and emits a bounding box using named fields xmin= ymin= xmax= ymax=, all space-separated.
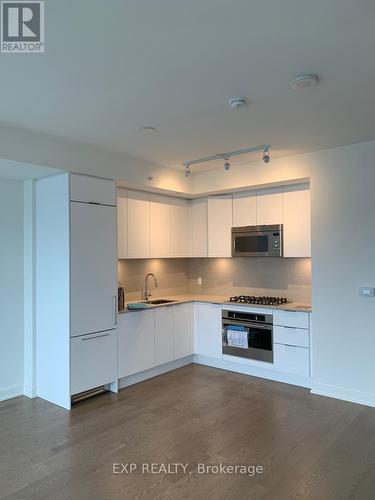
xmin=70 ymin=174 xmax=116 ymax=206
xmin=150 ymin=194 xmax=171 ymax=258
xmin=117 ymin=189 xmax=127 ymax=259
xmin=233 ymin=191 xmax=257 ymax=227
xmin=283 ymin=184 xmax=311 ymax=257
xmin=207 ymin=194 xmax=233 ymax=257
xmin=170 ymin=198 xmax=191 ymax=257
xmin=191 ymin=198 xmax=208 ymax=257
xmin=127 ymin=190 xmax=150 ymax=258
xmin=256 ymin=187 xmax=283 ymax=225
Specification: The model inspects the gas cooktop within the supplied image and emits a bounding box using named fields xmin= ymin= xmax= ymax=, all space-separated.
xmin=227 ymin=295 xmax=289 ymax=306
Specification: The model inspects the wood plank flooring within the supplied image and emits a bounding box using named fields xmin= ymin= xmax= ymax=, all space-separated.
xmin=1 ymin=364 xmax=375 ymax=499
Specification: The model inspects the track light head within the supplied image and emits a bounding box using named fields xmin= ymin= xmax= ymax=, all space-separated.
xmin=184 ymin=165 xmax=191 ymax=177
xmin=262 ymin=147 xmax=271 ymax=164
xmin=224 ymin=157 xmax=231 ymax=170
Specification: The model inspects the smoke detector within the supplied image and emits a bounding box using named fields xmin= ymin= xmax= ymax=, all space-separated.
xmin=228 ymin=97 xmax=248 ymax=110
xmin=290 ymin=74 xmax=319 ymax=90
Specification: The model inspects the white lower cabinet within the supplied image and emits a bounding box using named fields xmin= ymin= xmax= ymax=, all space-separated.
xmin=155 ymin=306 xmax=174 ymax=365
xmin=119 ymin=304 xmax=193 ymax=379
xmin=273 ymin=310 xmax=310 ymax=377
xmin=118 ymin=310 xmax=155 ymax=377
xmin=273 ymin=325 xmax=309 ymax=348
xmin=173 ymin=303 xmax=193 ymax=359
xmin=196 ymin=303 xmax=222 ymax=358
xmin=273 ymin=310 xmax=309 ymax=329
xmin=117 ymin=303 xmax=311 ymax=387
xmin=274 ymin=343 xmax=310 ymax=377
xmin=70 ymin=330 xmax=118 ymax=395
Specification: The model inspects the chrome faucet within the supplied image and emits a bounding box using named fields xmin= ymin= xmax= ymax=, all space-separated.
xmin=143 ymin=273 xmax=158 ymax=301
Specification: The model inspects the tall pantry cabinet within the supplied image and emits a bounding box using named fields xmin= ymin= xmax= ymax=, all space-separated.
xmin=36 ymin=173 xmax=118 ymax=410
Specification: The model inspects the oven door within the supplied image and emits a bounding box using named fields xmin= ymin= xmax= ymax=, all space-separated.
xmin=222 ymin=320 xmax=273 ymax=363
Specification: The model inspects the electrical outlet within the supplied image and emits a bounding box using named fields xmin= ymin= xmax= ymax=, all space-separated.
xmin=197 ymin=276 xmax=202 ymax=286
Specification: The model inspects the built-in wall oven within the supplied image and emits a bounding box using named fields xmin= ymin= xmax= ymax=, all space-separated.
xmin=222 ymin=309 xmax=273 ymax=363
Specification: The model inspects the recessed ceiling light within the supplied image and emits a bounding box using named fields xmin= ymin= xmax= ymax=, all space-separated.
xmin=139 ymin=126 xmax=156 ymax=133
xmin=290 ymin=74 xmax=319 ymax=90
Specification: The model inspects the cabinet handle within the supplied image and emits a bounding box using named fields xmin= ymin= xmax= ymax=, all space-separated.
xmin=113 ymin=295 xmax=117 ymax=326
xmin=81 ymin=333 xmax=110 ymax=341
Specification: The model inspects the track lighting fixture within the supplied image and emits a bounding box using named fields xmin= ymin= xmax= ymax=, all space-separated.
xmin=183 ymin=144 xmax=271 ymax=175
xmin=224 ymin=157 xmax=231 ymax=170
xmin=262 ymin=146 xmax=271 ymax=164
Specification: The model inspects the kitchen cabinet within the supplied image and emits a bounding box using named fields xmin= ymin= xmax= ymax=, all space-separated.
xmin=283 ymin=184 xmax=311 ymax=257
xmin=274 ymin=344 xmax=310 ymax=377
xmin=233 ymin=191 xmax=257 ymax=227
xmin=70 ymin=174 xmax=116 ymax=206
xmin=127 ymin=190 xmax=150 ymax=258
xmin=273 ymin=309 xmax=310 ymax=377
xmin=256 ymin=187 xmax=283 ymax=225
xmin=117 ymin=189 xmax=127 ymax=259
xmin=273 ymin=310 xmax=309 ymax=329
xmin=150 ymin=194 xmax=171 ymax=258
xmin=70 ymin=202 xmax=117 ymax=337
xmin=207 ymin=194 xmax=233 ymax=257
xmin=170 ymin=198 xmax=191 ymax=257
xmin=173 ymin=303 xmax=193 ymax=358
xmin=155 ymin=306 xmax=174 ymax=365
xmin=191 ymin=198 xmax=208 ymax=257
xmin=36 ymin=173 xmax=118 ymax=410
xmin=70 ymin=331 xmax=118 ymax=395
xmin=196 ymin=303 xmax=222 ymax=358
xmin=118 ymin=309 xmax=155 ymax=377
xmin=273 ymin=326 xmax=309 ymax=348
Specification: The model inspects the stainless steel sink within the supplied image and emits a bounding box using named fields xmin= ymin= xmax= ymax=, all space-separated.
xmin=142 ymin=299 xmax=176 ymax=305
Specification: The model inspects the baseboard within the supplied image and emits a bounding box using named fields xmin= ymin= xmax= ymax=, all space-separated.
xmin=119 ymin=356 xmax=194 ymax=389
xmin=311 ymin=382 xmax=375 ymax=408
xmin=193 ymin=355 xmax=312 ymax=389
xmin=0 ymin=385 xmax=24 ymax=402
xmin=23 ymin=384 xmax=37 ymax=398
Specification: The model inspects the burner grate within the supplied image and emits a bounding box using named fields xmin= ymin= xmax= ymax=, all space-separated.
xmin=229 ymin=295 xmax=288 ymax=305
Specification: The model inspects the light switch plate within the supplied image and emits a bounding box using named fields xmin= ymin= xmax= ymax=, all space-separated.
xmin=359 ymin=287 xmax=375 ymax=297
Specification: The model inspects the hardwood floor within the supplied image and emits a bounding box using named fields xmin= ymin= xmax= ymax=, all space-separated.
xmin=1 ymin=364 xmax=375 ymax=499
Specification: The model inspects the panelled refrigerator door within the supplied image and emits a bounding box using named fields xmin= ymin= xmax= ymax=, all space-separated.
xmin=70 ymin=202 xmax=117 ymax=337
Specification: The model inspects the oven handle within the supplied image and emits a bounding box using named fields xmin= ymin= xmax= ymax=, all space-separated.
xmin=222 ymin=320 xmax=271 ymax=330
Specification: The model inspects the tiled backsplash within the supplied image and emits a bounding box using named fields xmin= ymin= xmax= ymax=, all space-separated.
xmin=118 ymin=258 xmax=311 ymax=303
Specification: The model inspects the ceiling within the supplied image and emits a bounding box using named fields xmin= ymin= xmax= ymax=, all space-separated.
xmin=0 ymin=160 xmax=61 ymax=180
xmin=1 ymin=0 xmax=375 ymax=174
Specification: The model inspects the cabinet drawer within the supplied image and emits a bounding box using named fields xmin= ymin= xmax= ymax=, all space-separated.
xmin=273 ymin=310 xmax=309 ymax=329
xmin=70 ymin=174 xmax=116 ymax=206
xmin=273 ymin=326 xmax=309 ymax=348
xmin=70 ymin=331 xmax=117 ymax=395
xmin=274 ymin=343 xmax=310 ymax=377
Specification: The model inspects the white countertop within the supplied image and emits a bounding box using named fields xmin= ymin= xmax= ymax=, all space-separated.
xmin=119 ymin=294 xmax=312 ymax=314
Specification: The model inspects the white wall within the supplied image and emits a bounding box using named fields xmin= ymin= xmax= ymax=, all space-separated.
xmin=0 ymin=179 xmax=24 ymax=400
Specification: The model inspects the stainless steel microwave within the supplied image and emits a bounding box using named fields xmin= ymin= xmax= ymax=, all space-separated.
xmin=231 ymin=224 xmax=283 ymax=257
